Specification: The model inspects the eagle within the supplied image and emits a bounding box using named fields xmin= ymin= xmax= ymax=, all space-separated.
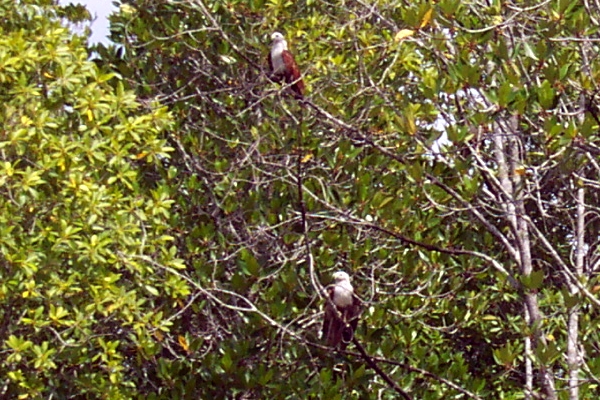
xmin=322 ymin=271 xmax=361 ymax=349
xmin=269 ymin=31 xmax=305 ymax=99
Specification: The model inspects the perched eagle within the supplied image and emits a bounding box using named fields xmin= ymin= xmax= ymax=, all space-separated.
xmin=269 ymin=31 xmax=305 ymax=99
xmin=322 ymin=271 xmax=361 ymax=349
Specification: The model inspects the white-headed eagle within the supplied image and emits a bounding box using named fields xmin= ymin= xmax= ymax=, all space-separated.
xmin=322 ymin=271 xmax=361 ymax=349
xmin=269 ymin=32 xmax=305 ymax=99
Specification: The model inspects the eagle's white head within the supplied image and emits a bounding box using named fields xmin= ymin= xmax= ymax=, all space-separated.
xmin=271 ymin=31 xmax=285 ymax=42
xmin=271 ymin=32 xmax=288 ymax=51
xmin=332 ymin=271 xmax=351 ymax=283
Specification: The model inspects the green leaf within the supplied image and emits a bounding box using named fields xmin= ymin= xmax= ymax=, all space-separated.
xmin=537 ymin=80 xmax=555 ymax=109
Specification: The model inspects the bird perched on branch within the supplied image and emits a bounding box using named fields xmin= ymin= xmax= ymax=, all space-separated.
xmin=268 ymin=31 xmax=305 ymax=99
xmin=322 ymin=271 xmax=361 ymax=349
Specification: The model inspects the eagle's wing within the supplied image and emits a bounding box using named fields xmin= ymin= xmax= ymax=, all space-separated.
xmin=340 ymin=295 xmax=362 ymax=347
xmin=322 ymin=286 xmax=343 ymax=348
xmin=282 ymin=50 xmax=305 ymax=98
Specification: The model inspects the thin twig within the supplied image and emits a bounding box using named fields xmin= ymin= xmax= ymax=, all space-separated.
xmin=351 ymin=337 xmax=412 ymax=399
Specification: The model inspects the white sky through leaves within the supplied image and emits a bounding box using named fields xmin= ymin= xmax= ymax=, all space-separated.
xmin=59 ymin=0 xmax=115 ymax=45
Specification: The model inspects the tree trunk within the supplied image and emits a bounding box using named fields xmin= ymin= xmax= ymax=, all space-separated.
xmin=493 ymin=117 xmax=556 ymax=399
xmin=568 ymin=186 xmax=585 ymax=399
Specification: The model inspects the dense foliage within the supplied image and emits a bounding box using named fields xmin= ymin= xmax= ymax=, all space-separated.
xmin=3 ymin=0 xmax=600 ymax=398
xmin=0 ymin=0 xmax=185 ymax=398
